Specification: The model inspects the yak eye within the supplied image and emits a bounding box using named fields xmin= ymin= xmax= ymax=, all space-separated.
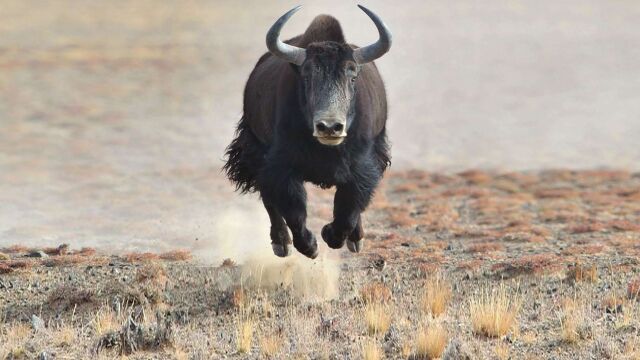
xmin=350 ymin=77 xmax=357 ymax=83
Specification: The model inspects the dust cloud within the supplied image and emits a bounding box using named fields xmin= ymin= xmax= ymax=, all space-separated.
xmin=207 ymin=197 xmax=340 ymax=300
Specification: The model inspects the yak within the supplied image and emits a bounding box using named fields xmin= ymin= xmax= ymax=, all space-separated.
xmin=223 ymin=5 xmax=392 ymax=259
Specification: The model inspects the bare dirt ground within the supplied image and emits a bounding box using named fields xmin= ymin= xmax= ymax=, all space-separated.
xmin=2 ymin=169 xmax=640 ymax=359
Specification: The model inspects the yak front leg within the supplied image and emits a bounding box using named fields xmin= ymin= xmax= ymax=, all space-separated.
xmin=262 ymin=198 xmax=292 ymax=257
xmin=259 ymin=166 xmax=318 ymax=259
xmin=322 ymin=181 xmax=372 ymax=253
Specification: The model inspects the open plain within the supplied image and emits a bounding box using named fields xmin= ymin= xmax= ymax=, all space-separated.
xmin=1 ymin=1 xmax=639 ymax=359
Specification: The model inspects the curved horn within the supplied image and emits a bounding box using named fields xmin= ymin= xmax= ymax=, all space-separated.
xmin=352 ymin=5 xmax=392 ymax=64
xmin=266 ymin=6 xmax=306 ymax=65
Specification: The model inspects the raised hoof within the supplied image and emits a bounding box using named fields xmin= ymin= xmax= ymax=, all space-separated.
xmin=271 ymin=243 xmax=291 ymax=258
xmin=296 ymin=243 xmax=318 ymax=259
xmin=347 ymin=239 xmax=364 ymax=253
xmin=321 ymin=224 xmax=345 ymax=249
xmin=294 ymin=231 xmax=319 ymax=259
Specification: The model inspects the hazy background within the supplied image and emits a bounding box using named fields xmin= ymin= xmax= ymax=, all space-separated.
xmin=1 ymin=0 xmax=639 ymax=256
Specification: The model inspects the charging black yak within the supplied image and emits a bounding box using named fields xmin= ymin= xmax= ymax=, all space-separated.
xmin=223 ymin=5 xmax=392 ymax=258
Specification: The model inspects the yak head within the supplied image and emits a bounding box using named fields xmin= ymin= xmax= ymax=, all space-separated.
xmin=266 ymin=5 xmax=392 ymax=146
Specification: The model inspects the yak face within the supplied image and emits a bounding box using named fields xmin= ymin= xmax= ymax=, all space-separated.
xmin=298 ymin=42 xmax=359 ymax=146
xmin=266 ymin=6 xmax=392 ymax=145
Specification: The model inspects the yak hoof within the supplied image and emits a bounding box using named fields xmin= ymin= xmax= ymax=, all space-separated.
xmin=271 ymin=243 xmax=291 ymax=258
xmin=294 ymin=231 xmax=319 ymax=259
xmin=297 ymin=244 xmax=318 ymax=259
xmin=321 ymin=224 xmax=345 ymax=249
xmin=347 ymin=239 xmax=364 ymax=253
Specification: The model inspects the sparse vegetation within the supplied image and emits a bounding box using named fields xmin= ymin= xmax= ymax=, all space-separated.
xmin=259 ymin=334 xmax=282 ymax=357
xmin=567 ymin=263 xmax=598 ymax=283
xmin=364 ymin=302 xmax=391 ymax=336
xmin=362 ymin=340 xmax=382 ymax=360
xmin=361 ymin=282 xmax=392 ymax=304
xmin=559 ymin=297 xmax=590 ymax=344
xmin=1 ymin=170 xmax=639 ymax=358
xmin=415 ymin=324 xmax=449 ymax=359
xmin=469 ymin=283 xmax=521 ymax=338
xmin=495 ymin=343 xmax=510 ymax=360
xmin=421 ymin=274 xmax=452 ymax=317
xmin=237 ymin=320 xmax=254 ymax=353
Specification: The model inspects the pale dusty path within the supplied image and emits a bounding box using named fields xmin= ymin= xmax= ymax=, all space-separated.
xmin=0 ymin=0 xmax=639 ymax=255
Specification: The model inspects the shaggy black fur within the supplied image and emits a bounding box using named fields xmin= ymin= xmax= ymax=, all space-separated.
xmin=223 ymin=14 xmax=391 ymax=258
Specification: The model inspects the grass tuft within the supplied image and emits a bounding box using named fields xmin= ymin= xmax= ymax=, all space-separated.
xmin=421 ymin=275 xmax=452 ymax=317
xmin=495 ymin=343 xmax=510 ymax=360
xmin=365 ymin=302 xmax=391 ymax=336
xmin=469 ymin=283 xmax=520 ymax=338
xmin=567 ymin=263 xmax=598 ymax=283
xmin=237 ymin=320 xmax=254 ymax=354
xmin=415 ymin=324 xmax=448 ymax=359
xmin=159 ymin=249 xmax=192 ymax=261
xmin=360 ymin=282 xmax=392 ymax=304
xmin=559 ymin=297 xmax=588 ymax=344
xmin=259 ymin=334 xmax=282 ymax=357
xmin=362 ymin=340 xmax=382 ymax=360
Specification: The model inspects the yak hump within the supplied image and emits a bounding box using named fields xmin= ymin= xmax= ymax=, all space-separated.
xmin=294 ymin=15 xmax=346 ymax=47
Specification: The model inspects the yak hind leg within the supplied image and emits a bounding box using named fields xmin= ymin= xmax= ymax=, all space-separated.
xmin=262 ymin=198 xmax=292 ymax=257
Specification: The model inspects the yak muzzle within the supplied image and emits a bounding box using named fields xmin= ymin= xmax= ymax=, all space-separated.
xmin=313 ymin=118 xmax=347 ymax=146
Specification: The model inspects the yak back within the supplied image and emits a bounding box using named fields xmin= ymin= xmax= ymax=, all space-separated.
xmin=243 ymin=15 xmax=387 ymax=144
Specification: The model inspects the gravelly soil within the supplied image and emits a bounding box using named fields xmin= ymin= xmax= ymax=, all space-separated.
xmin=2 ymin=170 xmax=640 ymax=359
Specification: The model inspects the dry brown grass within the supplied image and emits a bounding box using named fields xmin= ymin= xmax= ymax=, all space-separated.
xmin=136 ymin=262 xmax=168 ymax=287
xmin=469 ymin=283 xmax=520 ymax=338
xmin=46 ymin=284 xmax=97 ymax=312
xmin=360 ymin=282 xmax=392 ymax=304
xmin=364 ymin=302 xmax=391 ymax=336
xmin=43 ymin=254 xmax=99 ymax=267
xmin=76 ymin=247 xmax=97 ymax=256
xmin=259 ymin=334 xmax=282 ymax=357
xmin=567 ymin=221 xmax=606 ymax=234
xmin=420 ymin=275 xmax=452 ymax=317
xmin=607 ymin=220 xmax=640 ymax=232
xmin=173 ymin=347 xmax=189 ymax=360
xmin=492 ymin=253 xmax=561 ymax=278
xmin=159 ymin=249 xmax=192 ymax=261
xmin=567 ymin=263 xmax=598 ymax=283
xmin=415 ymin=324 xmax=448 ymax=359
xmin=559 ymin=297 xmax=588 ymax=344
xmin=458 ymin=169 xmax=492 ymax=184
xmin=362 ymin=340 xmax=382 ymax=360
xmin=123 ymin=252 xmax=160 ymax=262
xmin=388 ymin=211 xmax=416 ymax=228
xmin=465 ymin=241 xmax=504 ymax=253
xmin=0 ymin=322 xmax=31 ymax=359
xmin=495 ymin=343 xmax=510 ymax=360
xmin=92 ymin=308 xmax=119 ymax=336
xmin=237 ymin=319 xmax=254 ymax=353
xmin=231 ymin=286 xmax=246 ymax=309
xmin=0 ymin=245 xmax=29 ymax=254
xmin=602 ymin=294 xmax=625 ymax=314
xmin=628 ymin=278 xmax=640 ymax=299
xmin=52 ymin=325 xmax=77 ymax=348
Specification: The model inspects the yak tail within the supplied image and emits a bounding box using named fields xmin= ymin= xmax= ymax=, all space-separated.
xmin=222 ymin=117 xmax=264 ymax=194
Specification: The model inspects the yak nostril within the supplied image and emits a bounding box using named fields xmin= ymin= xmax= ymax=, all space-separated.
xmin=316 ymin=122 xmax=328 ymax=132
xmin=332 ymin=123 xmax=344 ymax=133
